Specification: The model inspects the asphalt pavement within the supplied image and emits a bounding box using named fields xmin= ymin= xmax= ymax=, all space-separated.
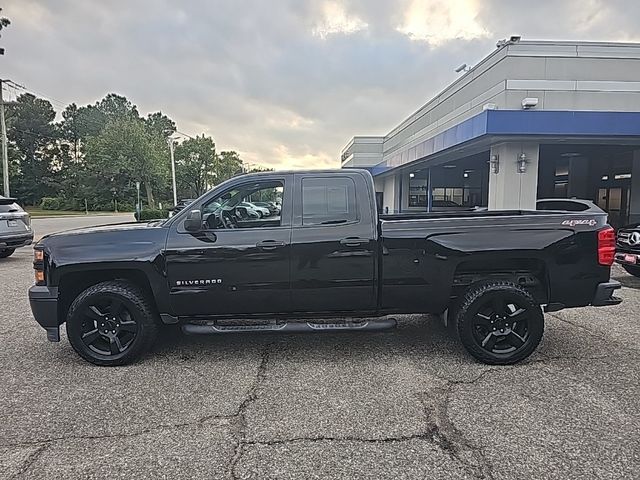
xmin=1 ymin=216 xmax=639 ymax=479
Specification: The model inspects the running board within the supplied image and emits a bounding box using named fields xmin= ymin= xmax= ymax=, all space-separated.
xmin=181 ymin=318 xmax=397 ymax=335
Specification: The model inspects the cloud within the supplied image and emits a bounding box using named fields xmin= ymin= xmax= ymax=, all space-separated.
xmin=397 ymin=0 xmax=490 ymax=45
xmin=312 ymin=0 xmax=368 ymax=39
xmin=2 ymin=1 xmax=640 ymax=171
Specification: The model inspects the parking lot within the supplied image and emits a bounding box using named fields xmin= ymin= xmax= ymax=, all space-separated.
xmin=1 ymin=216 xmax=639 ymax=479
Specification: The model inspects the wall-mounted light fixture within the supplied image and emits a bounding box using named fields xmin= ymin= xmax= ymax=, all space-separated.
xmin=517 ymin=153 xmax=528 ymax=173
xmin=409 ymin=173 xmax=415 ymax=178
xmin=490 ymin=154 xmax=499 ymax=174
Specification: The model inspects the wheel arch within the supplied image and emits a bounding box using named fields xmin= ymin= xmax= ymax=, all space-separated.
xmin=57 ymin=268 xmax=157 ymax=324
xmin=452 ymin=257 xmax=549 ymax=305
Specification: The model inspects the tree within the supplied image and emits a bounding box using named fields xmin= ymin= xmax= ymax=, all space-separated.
xmin=84 ymin=118 xmax=168 ymax=209
xmin=6 ymin=94 xmax=59 ymax=204
xmin=0 ymin=8 xmax=10 ymax=36
xmin=145 ymin=112 xmax=176 ymax=139
xmin=96 ymin=94 xmax=139 ymax=121
xmin=216 ymin=151 xmax=244 ymax=182
xmin=174 ymin=135 xmax=216 ymax=198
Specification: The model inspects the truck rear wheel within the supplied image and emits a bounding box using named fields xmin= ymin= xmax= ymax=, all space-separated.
xmin=66 ymin=281 xmax=158 ymax=366
xmin=454 ymin=281 xmax=544 ymax=365
xmin=622 ymin=264 xmax=640 ymax=278
xmin=0 ymin=248 xmax=15 ymax=258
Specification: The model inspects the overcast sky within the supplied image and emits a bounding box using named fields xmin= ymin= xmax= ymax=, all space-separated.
xmin=3 ymin=1 xmax=640 ymax=169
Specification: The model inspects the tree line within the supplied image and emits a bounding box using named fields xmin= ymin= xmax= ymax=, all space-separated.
xmin=1 ymin=92 xmax=256 ymax=211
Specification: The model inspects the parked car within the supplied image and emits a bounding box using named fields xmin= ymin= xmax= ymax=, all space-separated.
xmin=29 ymin=170 xmax=621 ymax=366
xmin=0 ymin=196 xmax=33 ymax=258
xmin=615 ymin=223 xmax=640 ymax=277
xmin=239 ymin=201 xmax=270 ymax=218
xmin=253 ymin=201 xmax=279 ymax=216
xmin=168 ymin=199 xmax=195 ymax=217
xmin=536 ymin=198 xmax=600 ymax=212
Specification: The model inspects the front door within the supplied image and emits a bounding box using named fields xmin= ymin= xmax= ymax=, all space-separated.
xmin=165 ymin=176 xmax=292 ymax=316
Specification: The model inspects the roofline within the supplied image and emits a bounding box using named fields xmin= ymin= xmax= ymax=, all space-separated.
xmin=385 ymin=39 xmax=640 ymax=141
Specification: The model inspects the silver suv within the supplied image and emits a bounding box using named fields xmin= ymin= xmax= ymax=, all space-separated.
xmin=0 ymin=196 xmax=33 ymax=258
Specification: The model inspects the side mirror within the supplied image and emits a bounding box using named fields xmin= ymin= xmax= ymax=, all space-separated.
xmin=184 ymin=209 xmax=203 ymax=232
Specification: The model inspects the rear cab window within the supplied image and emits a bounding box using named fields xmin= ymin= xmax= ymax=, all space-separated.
xmin=302 ymin=177 xmax=358 ymax=226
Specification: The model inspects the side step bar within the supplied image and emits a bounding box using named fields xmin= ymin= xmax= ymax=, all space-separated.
xmin=181 ymin=318 xmax=397 ymax=335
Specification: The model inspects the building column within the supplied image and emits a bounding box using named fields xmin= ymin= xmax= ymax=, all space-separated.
xmin=488 ymin=143 xmax=540 ymax=210
xmin=400 ymin=173 xmax=411 ymax=212
xmin=568 ymin=157 xmax=590 ymax=199
xmin=382 ymin=174 xmax=400 ymax=214
xmin=629 ymin=150 xmax=640 ymax=224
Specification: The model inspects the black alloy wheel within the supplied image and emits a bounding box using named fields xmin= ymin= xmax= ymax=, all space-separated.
xmin=80 ymin=298 xmax=139 ymax=356
xmin=471 ymin=295 xmax=530 ymax=355
xmin=454 ymin=281 xmax=544 ymax=365
xmin=66 ymin=281 xmax=158 ymax=366
xmin=0 ymin=248 xmax=15 ymax=258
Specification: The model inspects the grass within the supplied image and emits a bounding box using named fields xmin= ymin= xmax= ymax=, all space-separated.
xmin=25 ymin=208 xmax=132 ymax=218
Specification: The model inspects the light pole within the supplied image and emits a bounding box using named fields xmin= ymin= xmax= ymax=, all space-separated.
xmin=166 ymin=136 xmax=178 ymax=207
xmin=135 ymin=181 xmax=141 ymax=220
xmin=0 ymin=79 xmax=10 ymax=197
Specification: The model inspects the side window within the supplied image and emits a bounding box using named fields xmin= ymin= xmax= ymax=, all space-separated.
xmin=200 ymin=181 xmax=284 ymax=229
xmin=302 ymin=177 xmax=357 ymax=226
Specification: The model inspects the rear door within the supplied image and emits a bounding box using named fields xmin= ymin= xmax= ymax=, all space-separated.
xmin=290 ymin=173 xmax=377 ymax=313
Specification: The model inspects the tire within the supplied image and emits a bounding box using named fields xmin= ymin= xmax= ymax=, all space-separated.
xmin=454 ymin=281 xmax=544 ymax=365
xmin=622 ymin=264 xmax=640 ymax=278
xmin=258 ymin=211 xmax=263 ymax=219
xmin=66 ymin=281 xmax=158 ymax=366
xmin=0 ymin=248 xmax=15 ymax=258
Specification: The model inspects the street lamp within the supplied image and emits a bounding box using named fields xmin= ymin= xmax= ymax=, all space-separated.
xmin=135 ymin=181 xmax=141 ymax=220
xmin=165 ymin=132 xmax=178 ymax=207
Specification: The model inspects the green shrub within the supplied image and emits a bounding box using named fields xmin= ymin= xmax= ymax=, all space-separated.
xmin=136 ymin=209 xmax=168 ymax=222
xmin=41 ymin=197 xmax=60 ymax=210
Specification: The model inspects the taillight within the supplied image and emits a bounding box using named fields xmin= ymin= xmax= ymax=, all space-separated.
xmin=598 ymin=227 xmax=616 ymax=266
xmin=33 ymin=248 xmax=46 ymax=285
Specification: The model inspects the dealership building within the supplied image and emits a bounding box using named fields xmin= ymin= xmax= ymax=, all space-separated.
xmin=340 ymin=40 xmax=640 ymax=227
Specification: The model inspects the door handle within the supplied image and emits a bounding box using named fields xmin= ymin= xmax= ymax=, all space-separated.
xmin=256 ymin=240 xmax=286 ymax=250
xmin=340 ymin=237 xmax=369 ymax=247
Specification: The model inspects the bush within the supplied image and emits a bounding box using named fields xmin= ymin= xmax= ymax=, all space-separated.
xmin=136 ymin=209 xmax=168 ymax=222
xmin=41 ymin=197 xmax=61 ymax=210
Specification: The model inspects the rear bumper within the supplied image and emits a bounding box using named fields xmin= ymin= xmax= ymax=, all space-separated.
xmin=0 ymin=232 xmax=33 ymax=249
xmin=28 ymin=285 xmax=60 ymax=342
xmin=591 ymin=280 xmax=622 ymax=307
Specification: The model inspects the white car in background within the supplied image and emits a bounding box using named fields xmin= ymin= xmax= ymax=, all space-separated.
xmin=239 ymin=201 xmax=270 ymax=218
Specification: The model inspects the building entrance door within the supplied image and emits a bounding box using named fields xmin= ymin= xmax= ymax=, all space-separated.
xmin=597 ymin=187 xmax=629 ymax=228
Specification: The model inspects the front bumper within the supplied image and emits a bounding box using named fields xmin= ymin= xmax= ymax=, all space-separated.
xmin=615 ymin=251 xmax=639 ymax=267
xmin=28 ymin=285 xmax=60 ymax=342
xmin=591 ymin=280 xmax=622 ymax=307
xmin=0 ymin=232 xmax=34 ymax=249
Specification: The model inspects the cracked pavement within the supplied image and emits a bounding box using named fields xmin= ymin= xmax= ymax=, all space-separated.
xmin=1 ymin=220 xmax=639 ymax=479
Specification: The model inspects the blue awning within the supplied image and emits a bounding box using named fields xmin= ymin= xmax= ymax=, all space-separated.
xmin=370 ymin=110 xmax=640 ymax=176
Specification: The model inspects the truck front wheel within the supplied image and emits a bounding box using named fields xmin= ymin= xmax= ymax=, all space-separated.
xmin=454 ymin=281 xmax=544 ymax=365
xmin=66 ymin=281 xmax=158 ymax=366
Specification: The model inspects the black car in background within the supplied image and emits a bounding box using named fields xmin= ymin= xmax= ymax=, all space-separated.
xmin=616 ymin=223 xmax=640 ymax=277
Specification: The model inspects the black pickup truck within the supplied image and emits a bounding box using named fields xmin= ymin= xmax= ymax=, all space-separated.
xmin=29 ymin=169 xmax=621 ymax=366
